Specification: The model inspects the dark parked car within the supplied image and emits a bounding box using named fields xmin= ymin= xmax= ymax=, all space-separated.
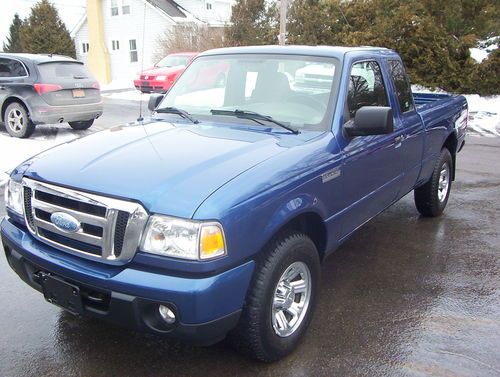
xmin=0 ymin=53 xmax=103 ymax=138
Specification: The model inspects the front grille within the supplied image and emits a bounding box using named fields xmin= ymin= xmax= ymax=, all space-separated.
xmin=113 ymin=211 xmax=129 ymax=257
xmin=24 ymin=187 xmax=35 ymax=228
xmin=22 ymin=178 xmax=148 ymax=265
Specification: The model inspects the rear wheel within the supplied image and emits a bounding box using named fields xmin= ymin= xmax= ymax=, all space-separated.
xmin=69 ymin=119 xmax=94 ymax=130
xmin=4 ymin=102 xmax=35 ymax=138
xmin=414 ymin=148 xmax=452 ymax=217
xmin=230 ymin=231 xmax=320 ymax=362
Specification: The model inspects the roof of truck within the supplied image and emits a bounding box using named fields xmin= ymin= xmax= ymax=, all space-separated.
xmin=200 ymin=45 xmax=397 ymax=59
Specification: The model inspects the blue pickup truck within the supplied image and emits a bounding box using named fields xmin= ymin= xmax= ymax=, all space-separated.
xmin=2 ymin=46 xmax=467 ymax=361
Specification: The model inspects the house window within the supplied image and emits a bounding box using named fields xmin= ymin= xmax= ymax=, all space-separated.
xmin=205 ymin=0 xmax=213 ymax=10
xmin=129 ymin=39 xmax=138 ymax=62
xmin=111 ymin=0 xmax=119 ymax=16
xmin=122 ymin=0 xmax=130 ymax=14
xmin=112 ymin=40 xmax=120 ymax=50
xmin=82 ymin=42 xmax=89 ymax=54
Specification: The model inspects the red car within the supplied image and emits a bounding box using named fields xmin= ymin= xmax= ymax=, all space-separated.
xmin=134 ymin=52 xmax=198 ymax=93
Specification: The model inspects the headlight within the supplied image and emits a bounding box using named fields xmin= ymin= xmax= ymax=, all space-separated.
xmin=141 ymin=215 xmax=226 ymax=260
xmin=5 ymin=179 xmax=24 ymax=216
xmin=156 ymin=75 xmax=167 ymax=81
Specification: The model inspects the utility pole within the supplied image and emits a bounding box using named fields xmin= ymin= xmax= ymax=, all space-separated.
xmin=278 ymin=0 xmax=287 ymax=45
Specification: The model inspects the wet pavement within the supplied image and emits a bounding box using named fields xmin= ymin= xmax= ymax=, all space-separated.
xmin=1 ymin=136 xmax=499 ymax=377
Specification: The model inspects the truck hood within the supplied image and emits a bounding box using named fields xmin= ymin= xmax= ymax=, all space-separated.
xmin=20 ymin=121 xmax=313 ymax=218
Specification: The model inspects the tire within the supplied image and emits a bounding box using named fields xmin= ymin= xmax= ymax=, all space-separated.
xmin=4 ymin=102 xmax=35 ymax=138
xmin=230 ymin=231 xmax=320 ymax=362
xmin=69 ymin=119 xmax=94 ymax=130
xmin=414 ymin=148 xmax=453 ymax=217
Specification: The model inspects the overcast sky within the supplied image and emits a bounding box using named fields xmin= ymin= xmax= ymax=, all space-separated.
xmin=0 ymin=0 xmax=86 ymax=48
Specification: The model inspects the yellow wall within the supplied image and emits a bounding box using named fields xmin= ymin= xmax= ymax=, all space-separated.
xmin=86 ymin=0 xmax=111 ymax=84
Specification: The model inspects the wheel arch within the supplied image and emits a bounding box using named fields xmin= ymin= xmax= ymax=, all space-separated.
xmin=266 ymin=210 xmax=328 ymax=262
xmin=443 ymin=132 xmax=458 ymax=180
xmin=1 ymin=96 xmax=31 ymax=122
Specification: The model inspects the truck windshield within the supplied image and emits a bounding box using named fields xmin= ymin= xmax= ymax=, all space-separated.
xmin=158 ymin=54 xmax=340 ymax=131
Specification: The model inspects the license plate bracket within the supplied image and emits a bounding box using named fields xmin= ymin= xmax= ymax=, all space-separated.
xmin=39 ymin=273 xmax=83 ymax=315
xmin=72 ymin=88 xmax=85 ymax=98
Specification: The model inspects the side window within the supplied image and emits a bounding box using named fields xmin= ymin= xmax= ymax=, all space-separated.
xmin=346 ymin=61 xmax=388 ymax=120
xmin=111 ymin=0 xmax=119 ymax=16
xmin=9 ymin=60 xmax=27 ymax=76
xmin=0 ymin=58 xmax=27 ymax=77
xmin=122 ymin=0 xmax=130 ymax=14
xmin=129 ymin=39 xmax=138 ymax=62
xmin=0 ymin=58 xmax=10 ymax=78
xmin=389 ymin=60 xmax=414 ymax=113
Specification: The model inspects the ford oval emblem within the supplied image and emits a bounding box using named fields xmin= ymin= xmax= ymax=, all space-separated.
xmin=50 ymin=212 xmax=81 ymax=233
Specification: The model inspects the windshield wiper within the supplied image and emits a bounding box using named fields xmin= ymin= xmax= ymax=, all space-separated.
xmin=156 ymin=107 xmax=199 ymax=124
xmin=210 ymin=109 xmax=299 ymax=134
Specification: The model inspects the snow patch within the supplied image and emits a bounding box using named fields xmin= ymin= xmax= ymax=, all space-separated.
xmin=0 ymin=128 xmax=79 ymax=177
xmin=102 ymin=90 xmax=151 ymax=102
xmin=100 ymin=78 xmax=135 ymax=92
xmin=469 ymin=48 xmax=489 ymax=63
xmin=470 ymin=36 xmax=498 ymax=63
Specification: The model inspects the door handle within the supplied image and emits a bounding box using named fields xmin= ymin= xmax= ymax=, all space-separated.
xmin=394 ymin=134 xmax=405 ymax=147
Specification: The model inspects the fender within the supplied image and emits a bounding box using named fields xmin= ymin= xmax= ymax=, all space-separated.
xmin=260 ymin=192 xmax=330 ymax=256
xmin=1 ymin=95 xmax=34 ymax=121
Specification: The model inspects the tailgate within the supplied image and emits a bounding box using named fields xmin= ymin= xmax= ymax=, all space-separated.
xmin=36 ymin=61 xmax=101 ymax=106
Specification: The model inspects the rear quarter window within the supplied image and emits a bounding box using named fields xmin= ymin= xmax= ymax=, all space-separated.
xmin=388 ymin=60 xmax=415 ymax=113
xmin=37 ymin=62 xmax=92 ymax=80
xmin=0 ymin=58 xmax=28 ymax=77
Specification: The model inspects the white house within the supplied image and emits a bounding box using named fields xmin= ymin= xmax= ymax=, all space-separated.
xmin=71 ymin=0 xmax=234 ymax=84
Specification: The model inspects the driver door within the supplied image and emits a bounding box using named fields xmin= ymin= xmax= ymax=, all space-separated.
xmin=338 ymin=59 xmax=405 ymax=238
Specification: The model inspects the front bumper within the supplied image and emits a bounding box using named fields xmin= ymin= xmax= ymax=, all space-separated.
xmin=133 ymin=79 xmax=173 ymax=93
xmin=1 ymin=218 xmax=254 ymax=345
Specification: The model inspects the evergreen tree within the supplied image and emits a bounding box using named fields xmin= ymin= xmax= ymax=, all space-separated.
xmin=225 ymin=0 xmax=279 ymax=46
xmin=2 ymin=14 xmax=23 ymax=53
xmin=287 ymin=0 xmax=498 ymax=93
xmin=19 ymin=0 xmax=76 ymax=58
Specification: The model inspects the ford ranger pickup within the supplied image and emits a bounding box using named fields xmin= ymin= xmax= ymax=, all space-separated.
xmin=1 ymin=46 xmax=467 ymax=361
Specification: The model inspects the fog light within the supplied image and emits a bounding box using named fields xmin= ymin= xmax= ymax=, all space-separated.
xmin=158 ymin=305 xmax=176 ymax=324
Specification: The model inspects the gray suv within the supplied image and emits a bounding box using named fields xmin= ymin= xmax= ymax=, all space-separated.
xmin=0 ymin=53 xmax=103 ymax=138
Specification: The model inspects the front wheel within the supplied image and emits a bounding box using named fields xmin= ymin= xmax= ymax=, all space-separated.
xmin=230 ymin=231 xmax=320 ymax=362
xmin=69 ymin=119 xmax=94 ymax=130
xmin=414 ymin=148 xmax=452 ymax=217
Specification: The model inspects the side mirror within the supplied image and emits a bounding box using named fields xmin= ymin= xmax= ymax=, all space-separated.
xmin=345 ymin=106 xmax=394 ymax=137
xmin=148 ymin=94 xmax=164 ymax=112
